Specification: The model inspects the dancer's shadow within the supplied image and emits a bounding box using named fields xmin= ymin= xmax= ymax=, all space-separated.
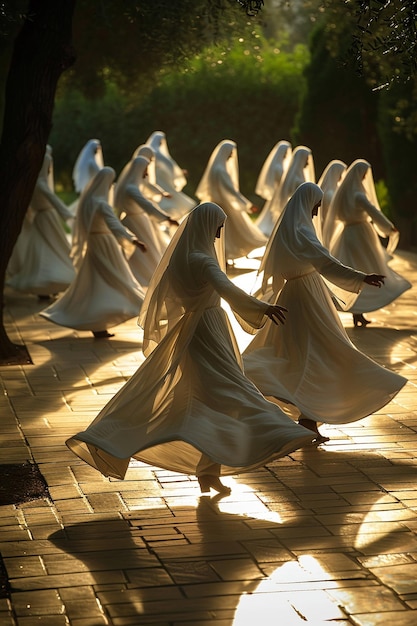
xmin=291 ymin=446 xmax=417 ymax=555
xmin=5 ymin=334 xmax=145 ymax=429
xmin=47 ymin=448 xmax=417 ymax=624
xmin=48 ymin=493 xmax=267 ymax=624
xmin=346 ymin=326 xmax=417 ymax=366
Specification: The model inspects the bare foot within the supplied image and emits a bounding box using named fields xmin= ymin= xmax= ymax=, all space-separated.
xmin=298 ymin=418 xmax=330 ymax=444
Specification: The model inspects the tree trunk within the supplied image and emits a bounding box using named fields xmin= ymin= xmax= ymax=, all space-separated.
xmin=0 ymin=0 xmax=76 ymax=364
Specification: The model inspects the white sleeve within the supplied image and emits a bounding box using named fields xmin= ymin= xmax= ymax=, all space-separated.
xmin=37 ymin=181 xmax=73 ymax=221
xmin=198 ymin=255 xmax=269 ymax=331
xmin=300 ymin=230 xmax=365 ymax=293
xmin=356 ymin=192 xmax=394 ymax=237
xmin=127 ymin=185 xmax=171 ymax=222
xmin=99 ymin=202 xmax=136 ymax=243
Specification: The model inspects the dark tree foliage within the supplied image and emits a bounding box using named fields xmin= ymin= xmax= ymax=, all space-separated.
xmin=348 ymin=0 xmax=417 ymax=85
xmin=270 ymin=1 xmax=417 ymax=86
xmin=0 ymin=0 xmax=76 ymax=363
xmin=0 ymin=0 xmax=263 ymax=363
xmin=294 ymin=22 xmax=382 ymax=178
xmin=64 ymin=0 xmax=263 ymax=98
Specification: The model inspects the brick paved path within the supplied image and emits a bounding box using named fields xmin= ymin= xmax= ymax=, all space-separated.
xmin=1 ymin=250 xmax=417 ymax=625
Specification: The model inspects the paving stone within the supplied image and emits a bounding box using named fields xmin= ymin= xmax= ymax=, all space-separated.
xmin=351 ymin=611 xmax=416 ymax=626
xmin=1 ymin=253 xmax=417 ymax=625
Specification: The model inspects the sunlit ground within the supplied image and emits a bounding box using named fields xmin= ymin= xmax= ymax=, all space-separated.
xmin=1 ymin=249 xmax=417 ymax=624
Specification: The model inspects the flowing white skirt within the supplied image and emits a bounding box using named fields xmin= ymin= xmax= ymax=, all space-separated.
xmin=255 ymin=198 xmax=279 ymax=237
xmin=66 ymin=306 xmax=314 ymax=478
xmin=159 ymin=189 xmax=196 ymax=221
xmin=40 ymin=233 xmax=144 ymax=331
xmin=8 ymin=210 xmax=75 ymax=295
xmin=224 ymin=210 xmax=267 ymax=260
xmin=331 ymin=222 xmax=411 ymax=312
xmin=243 ymin=271 xmax=407 ymax=424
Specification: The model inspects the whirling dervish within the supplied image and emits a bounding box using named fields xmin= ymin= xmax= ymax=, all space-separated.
xmin=243 ymin=182 xmax=408 ymax=443
xmin=40 ymin=167 xmax=146 ymax=339
xmin=72 ymin=139 xmax=104 ymax=195
xmin=68 ymin=139 xmax=105 ymax=224
xmin=195 ymin=139 xmax=267 ymax=261
xmin=255 ymin=140 xmax=292 ymax=236
xmin=323 ymin=159 xmax=411 ymax=327
xmin=7 ymin=146 xmax=75 ymax=298
xmin=132 ymin=143 xmax=172 ymax=205
xmin=114 ymin=155 xmax=178 ymax=286
xmin=66 ymin=202 xmax=314 ymax=493
xmin=316 ymin=159 xmax=347 ymax=245
xmin=145 ymin=131 xmax=195 ymax=220
xmin=265 ymin=144 xmax=315 ymax=226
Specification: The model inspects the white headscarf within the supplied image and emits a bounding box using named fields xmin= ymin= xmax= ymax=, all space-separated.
xmin=132 ymin=144 xmax=157 ymax=185
xmin=195 ymin=140 xmax=239 ymax=202
xmin=114 ymin=156 xmax=149 ymax=217
xmin=277 ymin=145 xmax=315 ymax=216
xmin=45 ymin=144 xmax=54 ymax=191
xmin=71 ymin=166 xmax=115 ymax=269
xmin=37 ymin=151 xmax=54 ymax=193
xmin=255 ymin=140 xmax=292 ymax=200
xmin=323 ymin=159 xmax=398 ymax=254
xmin=72 ymin=139 xmax=104 ymax=194
xmin=317 ymin=159 xmax=347 ymax=244
xmin=146 ymin=131 xmax=187 ymax=191
xmin=138 ymin=202 xmax=226 ymax=356
xmin=259 ymin=182 xmax=324 ymax=297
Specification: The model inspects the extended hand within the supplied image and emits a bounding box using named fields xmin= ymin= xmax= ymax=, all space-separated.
xmin=266 ymin=304 xmax=288 ymax=325
xmin=133 ymin=239 xmax=147 ymax=253
xmin=364 ymin=274 xmax=385 ymax=288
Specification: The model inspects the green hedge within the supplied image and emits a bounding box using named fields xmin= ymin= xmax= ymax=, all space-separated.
xmin=50 ymin=36 xmax=309 ymax=203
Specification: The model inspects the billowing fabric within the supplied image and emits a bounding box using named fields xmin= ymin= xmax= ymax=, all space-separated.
xmin=195 ymin=140 xmax=267 ymax=260
xmin=243 ymin=182 xmax=407 ymax=424
xmin=8 ymin=152 xmax=75 ymax=295
xmin=66 ymin=202 xmax=313 ymax=479
xmin=317 ymin=160 xmax=347 ymax=245
xmin=40 ymin=167 xmax=144 ymax=331
xmin=324 ymin=160 xmax=411 ymax=313
xmin=145 ymin=131 xmax=195 ymax=219
xmin=114 ymin=156 xmax=172 ymax=285
xmin=255 ymin=140 xmax=292 ymax=236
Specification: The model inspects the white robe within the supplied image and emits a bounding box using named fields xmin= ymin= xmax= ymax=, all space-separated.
xmin=255 ymin=141 xmax=292 ymax=237
xmin=66 ymin=254 xmax=313 ymax=479
xmin=146 ymin=132 xmax=195 ymax=220
xmin=243 ymin=233 xmax=407 ymax=425
xmin=118 ymin=183 xmax=170 ymax=286
xmin=8 ymin=179 xmax=75 ymax=295
xmin=40 ymin=203 xmax=144 ymax=331
xmin=330 ymin=193 xmax=411 ymax=312
xmin=199 ymin=166 xmax=266 ymax=260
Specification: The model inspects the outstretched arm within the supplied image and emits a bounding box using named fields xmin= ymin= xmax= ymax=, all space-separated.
xmin=364 ymin=274 xmax=385 ymax=287
xmin=265 ymin=305 xmax=288 ymax=325
xmin=197 ymin=254 xmax=287 ymax=332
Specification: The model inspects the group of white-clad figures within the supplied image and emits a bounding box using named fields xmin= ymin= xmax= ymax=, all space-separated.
xmin=8 ymin=131 xmax=411 ymax=494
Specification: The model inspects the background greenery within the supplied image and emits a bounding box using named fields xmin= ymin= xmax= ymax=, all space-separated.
xmin=5 ymin=0 xmax=417 ymax=244
xmin=50 ymin=34 xmax=308 ymax=206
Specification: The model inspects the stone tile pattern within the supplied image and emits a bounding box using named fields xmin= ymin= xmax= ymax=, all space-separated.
xmin=1 ymin=251 xmax=417 ymax=625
